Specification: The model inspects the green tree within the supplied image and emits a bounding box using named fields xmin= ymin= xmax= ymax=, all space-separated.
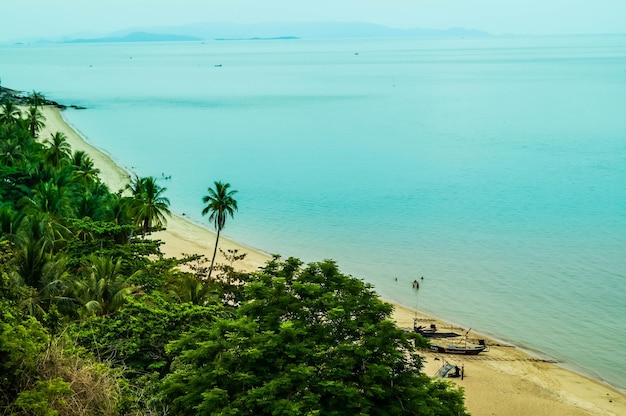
xmin=165 ymin=272 xmax=218 ymax=306
xmin=20 ymin=254 xmax=72 ymax=320
xmin=0 ymin=303 xmax=51 ymax=405
xmin=0 ymin=100 xmax=22 ymax=125
xmin=160 ymin=258 xmax=468 ymax=415
xmin=26 ymin=106 xmax=46 ymax=138
xmin=74 ymin=189 xmax=106 ymax=221
xmin=74 ymin=255 xmax=136 ymax=317
xmin=28 ymin=90 xmax=46 ymax=109
xmin=70 ymin=150 xmax=100 ymax=186
xmin=43 ymin=132 xmax=71 ymax=169
xmin=23 ymin=181 xmax=75 ymax=219
xmin=0 ymin=138 xmax=25 ymax=167
xmin=12 ymin=213 xmax=68 ymax=290
xmin=13 ymin=378 xmax=73 ymax=416
xmin=0 ymin=123 xmax=41 ymax=171
xmin=127 ymin=176 xmax=171 ymax=236
xmin=201 ymin=181 xmax=238 ymax=280
xmin=107 ymin=191 xmax=133 ymax=228
xmin=70 ymin=294 xmax=222 ymax=381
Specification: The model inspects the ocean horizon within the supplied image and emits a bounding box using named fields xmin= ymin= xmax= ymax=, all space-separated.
xmin=2 ymin=35 xmax=626 ymax=392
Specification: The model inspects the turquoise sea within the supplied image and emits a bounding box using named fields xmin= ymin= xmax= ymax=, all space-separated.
xmin=2 ymin=35 xmax=625 ymax=392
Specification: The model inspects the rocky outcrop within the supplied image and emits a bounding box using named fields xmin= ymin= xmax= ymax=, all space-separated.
xmin=0 ymin=86 xmax=85 ymax=109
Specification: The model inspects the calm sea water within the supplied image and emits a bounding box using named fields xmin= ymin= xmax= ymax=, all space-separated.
xmin=2 ymin=35 xmax=626 ymax=391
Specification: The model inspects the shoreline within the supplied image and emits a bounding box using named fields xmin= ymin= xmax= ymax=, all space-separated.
xmin=39 ymin=106 xmax=625 ymax=415
xmin=40 ymin=106 xmax=273 ymax=272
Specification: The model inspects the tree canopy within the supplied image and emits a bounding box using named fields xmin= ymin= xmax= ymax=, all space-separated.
xmin=159 ymin=258 xmax=466 ymax=415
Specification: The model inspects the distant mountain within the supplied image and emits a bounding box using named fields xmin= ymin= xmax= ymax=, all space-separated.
xmin=105 ymin=22 xmax=490 ymax=41
xmin=141 ymin=22 xmax=490 ymax=40
xmin=146 ymin=22 xmax=490 ymax=40
xmin=64 ymin=31 xmax=202 ymax=43
xmin=214 ymin=36 xmax=300 ymax=41
xmin=50 ymin=22 xmax=490 ymax=44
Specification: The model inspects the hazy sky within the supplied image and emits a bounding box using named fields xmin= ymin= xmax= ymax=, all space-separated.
xmin=2 ymin=0 xmax=626 ymax=42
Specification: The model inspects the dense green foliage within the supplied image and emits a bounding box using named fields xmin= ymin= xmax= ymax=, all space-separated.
xmin=1 ymin=96 xmax=468 ymax=415
xmin=160 ymin=259 xmax=465 ymax=415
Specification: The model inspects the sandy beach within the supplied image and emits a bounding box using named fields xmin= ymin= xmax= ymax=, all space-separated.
xmin=39 ymin=106 xmax=273 ymax=271
xmin=39 ymin=106 xmax=625 ymax=415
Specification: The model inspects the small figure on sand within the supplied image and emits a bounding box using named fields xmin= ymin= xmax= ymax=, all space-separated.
xmin=412 ymin=279 xmax=419 ymax=289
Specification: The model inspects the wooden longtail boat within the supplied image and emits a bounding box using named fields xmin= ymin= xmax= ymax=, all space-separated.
xmin=428 ymin=327 xmax=488 ymax=355
xmin=429 ymin=344 xmax=486 ymax=355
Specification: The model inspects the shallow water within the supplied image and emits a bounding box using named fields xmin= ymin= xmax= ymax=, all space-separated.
xmin=2 ymin=35 xmax=626 ymax=390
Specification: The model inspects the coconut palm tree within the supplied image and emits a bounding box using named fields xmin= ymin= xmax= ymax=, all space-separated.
xmin=20 ymin=254 xmax=72 ymax=319
xmin=127 ymin=176 xmax=171 ymax=236
xmin=74 ymin=190 xmax=103 ymax=221
xmin=0 ymin=100 xmax=22 ymax=125
xmin=43 ymin=132 xmax=72 ymax=169
xmin=12 ymin=212 xmax=66 ymax=289
xmin=0 ymin=138 xmax=25 ymax=167
xmin=24 ymin=181 xmax=75 ymax=219
xmin=108 ymin=191 xmax=132 ymax=226
xmin=201 ymin=181 xmax=238 ymax=280
xmin=26 ymin=106 xmax=45 ymax=138
xmin=28 ymin=90 xmax=46 ymax=109
xmin=74 ymin=255 xmax=136 ymax=316
xmin=69 ymin=181 xmax=109 ymax=222
xmin=1 ymin=120 xmax=40 ymax=160
xmin=166 ymin=273 xmax=218 ymax=306
xmin=70 ymin=150 xmax=100 ymax=185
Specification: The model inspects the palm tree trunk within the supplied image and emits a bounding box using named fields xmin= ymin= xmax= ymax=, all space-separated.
xmin=208 ymin=228 xmax=220 ymax=280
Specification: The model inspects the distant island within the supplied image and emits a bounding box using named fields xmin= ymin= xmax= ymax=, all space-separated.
xmin=215 ymin=36 xmax=299 ymax=41
xmin=34 ymin=22 xmax=489 ymax=44
xmin=64 ymin=31 xmax=202 ymax=43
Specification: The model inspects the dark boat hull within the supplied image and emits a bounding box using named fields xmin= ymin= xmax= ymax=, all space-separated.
xmin=414 ymin=323 xmax=460 ymax=338
xmin=418 ymin=331 xmax=461 ymax=338
xmin=430 ymin=345 xmax=486 ymax=355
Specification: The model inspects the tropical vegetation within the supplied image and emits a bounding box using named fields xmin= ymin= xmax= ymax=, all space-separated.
xmin=0 ymin=91 xmax=468 ymax=415
xmin=202 ymin=180 xmax=238 ymax=280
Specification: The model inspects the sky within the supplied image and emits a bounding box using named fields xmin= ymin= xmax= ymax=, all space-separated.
xmin=2 ymin=0 xmax=626 ymax=42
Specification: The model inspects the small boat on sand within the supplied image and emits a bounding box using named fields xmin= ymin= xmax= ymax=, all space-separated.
xmin=429 ymin=327 xmax=488 ymax=355
xmin=413 ymin=319 xmax=461 ymax=338
xmin=415 ymin=325 xmax=461 ymax=338
xmin=429 ymin=344 xmax=486 ymax=355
